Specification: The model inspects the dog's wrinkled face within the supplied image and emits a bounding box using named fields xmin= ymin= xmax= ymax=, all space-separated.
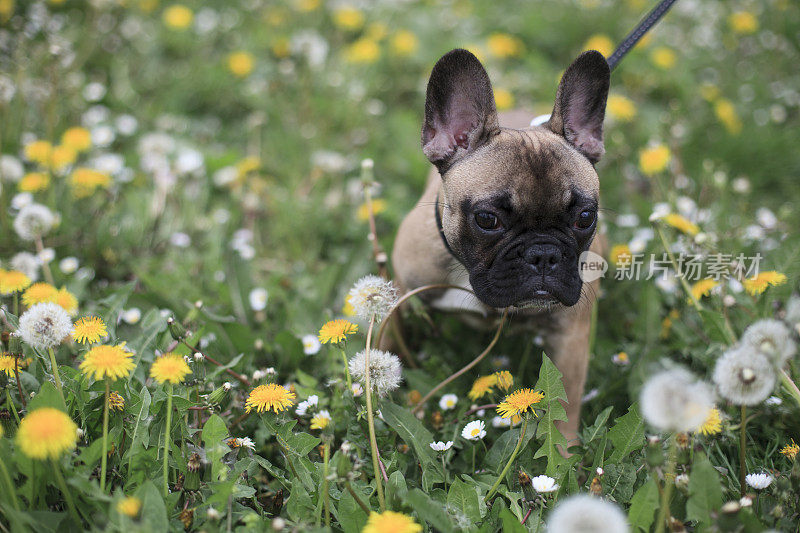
xmin=421 ymin=49 xmax=610 ymax=309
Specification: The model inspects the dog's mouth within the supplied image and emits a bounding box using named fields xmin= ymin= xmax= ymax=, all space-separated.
xmin=511 ymin=290 xmax=560 ymax=310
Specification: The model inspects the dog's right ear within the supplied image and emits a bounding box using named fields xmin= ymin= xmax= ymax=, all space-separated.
xmin=422 ymin=49 xmax=500 ymax=173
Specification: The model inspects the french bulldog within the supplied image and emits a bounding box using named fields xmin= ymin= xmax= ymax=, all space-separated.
xmin=391 ymin=48 xmax=610 ymax=444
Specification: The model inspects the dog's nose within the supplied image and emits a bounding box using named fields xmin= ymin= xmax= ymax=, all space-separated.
xmin=524 ymin=244 xmax=561 ymax=272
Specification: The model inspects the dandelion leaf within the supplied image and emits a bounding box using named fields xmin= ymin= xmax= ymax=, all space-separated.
xmin=499 ymin=507 xmax=528 ymax=533
xmin=686 ymin=452 xmax=724 ymax=526
xmin=202 ymin=414 xmax=230 ymax=482
xmin=533 ymin=354 xmax=569 ymax=476
xmin=404 ymin=488 xmax=453 ymax=531
xmin=607 ymin=403 xmax=645 ymax=463
xmin=627 ymin=477 xmax=659 ymax=532
xmin=485 ymin=421 xmax=536 ymax=472
xmin=139 ymin=480 xmax=168 ymax=532
xmin=447 ymin=477 xmax=481 ymax=523
xmin=381 ymin=402 xmax=444 ymax=490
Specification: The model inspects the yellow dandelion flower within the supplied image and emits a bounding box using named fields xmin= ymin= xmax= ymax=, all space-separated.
xmin=650 ymin=47 xmax=676 ymax=69
xmin=294 ymin=0 xmax=320 ymax=12
xmin=345 ymin=38 xmax=380 ymax=64
xmin=108 ymin=391 xmax=125 ymax=411
xmin=150 ymin=352 xmax=191 ymax=384
xmin=609 ymin=244 xmax=632 ymax=267
xmin=55 ymin=287 xmax=78 ymax=315
xmin=367 ymin=22 xmax=388 ymax=41
xmin=714 ymin=98 xmax=742 ymax=135
xmin=70 ymin=167 xmax=111 ymax=198
xmin=245 ymin=383 xmax=296 ymax=413
xmin=779 ymin=440 xmax=799 ymax=460
xmin=271 ymin=37 xmax=290 ymax=58
xmin=0 ymin=270 xmax=32 ymax=295
xmin=729 ymin=11 xmax=758 ymax=34
xmin=310 ymin=410 xmax=331 ymax=430
xmin=0 ymin=0 xmax=14 ymax=23
xmin=80 ymin=344 xmax=134 ymax=381
xmin=494 ymin=88 xmax=514 ymax=111
xmin=583 ymin=34 xmax=614 ymax=57
xmin=16 ymin=407 xmax=77 ymax=460
xmin=698 ymin=407 xmax=722 ymax=435
xmin=73 ymin=316 xmax=107 ymax=344
xmin=61 ymin=127 xmax=92 ymax=152
xmin=363 ymin=511 xmax=422 ymax=533
xmin=496 ymin=388 xmax=544 ymax=419
xmin=18 ymin=172 xmax=50 ymax=193
xmin=468 ymin=374 xmax=498 ymax=401
xmin=357 ymin=198 xmax=387 ymax=221
xmin=163 ymin=4 xmax=193 ymax=29
xmin=116 ymin=496 xmax=142 ymax=517
xmin=343 ymin=294 xmax=355 ymax=316
xmin=607 ymin=94 xmax=637 ymax=122
xmin=333 ymin=6 xmax=364 ymax=30
xmin=49 ymin=145 xmax=77 ymax=172
xmin=23 ymin=140 xmax=53 ymax=165
xmin=690 ymin=278 xmax=718 ymax=301
xmin=663 ymin=213 xmax=699 ymax=236
xmin=318 ymin=319 xmax=359 ymax=344
xmin=0 ymin=353 xmax=16 ymax=377
xmin=227 ymin=51 xmax=255 ymax=78
xmin=638 ymin=144 xmax=671 ymax=175
xmin=22 ymin=282 xmax=58 ymax=307
xmin=390 ymin=30 xmax=418 ymax=56
xmin=487 ymin=33 xmax=523 ymax=58
xmin=700 ymin=83 xmax=720 ymax=102
xmin=495 ymin=370 xmax=513 ymax=392
xmin=660 ymin=309 xmax=679 ymax=339
xmin=742 ymin=271 xmax=787 ymax=296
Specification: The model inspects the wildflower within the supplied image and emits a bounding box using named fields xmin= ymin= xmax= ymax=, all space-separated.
xmin=108 ymin=391 xmax=125 ymax=411
xmin=390 ymin=30 xmax=418 ymax=56
xmin=310 ymin=410 xmax=332 ymax=430
xmin=495 ymin=371 xmax=513 ymax=391
xmin=227 ymin=51 xmax=255 ymax=78
xmin=745 ymin=473 xmax=773 ymax=490
xmin=347 ymin=276 xmax=398 ymax=321
xmin=18 ymin=172 xmax=50 ymax=193
xmin=729 ymin=11 xmax=758 ymax=34
xmin=22 ymin=282 xmax=57 ymax=307
xmin=351 ymin=382 xmax=364 ymax=397
xmin=0 ymin=270 xmax=31 ymax=294
xmin=492 ymin=415 xmax=521 ymax=427
xmin=430 ymin=441 xmax=453 ymax=452
xmin=487 ymin=33 xmax=523 ymax=58
xmin=461 ymin=420 xmax=487 ymax=441
xmin=55 ymin=287 xmax=78 ymax=315
xmin=606 ymin=94 xmax=637 ymax=122
xmin=295 ymin=395 xmax=319 ymax=416
xmin=742 ymin=271 xmax=787 ymax=296
xmin=61 ymin=127 xmax=92 ymax=152
xmin=59 ymin=257 xmax=78 ymax=274
xmin=228 ymin=437 xmax=255 ymax=450
xmin=80 ymin=344 xmax=135 ymax=381
xmin=439 ymin=394 xmax=458 ymax=411
xmin=49 ymin=145 xmax=77 ymax=172
xmin=345 ymin=38 xmax=380 ymax=64
xmin=0 ymin=353 xmax=16 ymax=376
xmin=72 ymin=316 xmax=107 ymax=344
xmin=69 ymin=168 xmax=111 ymax=197
xmin=713 ymin=346 xmax=776 ymax=405
xmin=23 ymin=140 xmax=53 ymax=165
xmin=546 ymin=494 xmax=629 ymax=533
xmin=13 ymin=203 xmax=55 ymax=241
xmin=245 ymin=383 xmax=296 ymax=413
xmin=531 ymin=475 xmax=559 ymax=493
xmin=363 ymin=511 xmax=422 ymax=533
xmin=121 ymin=308 xmax=141 ymax=324
xmin=640 ymin=368 xmax=714 ymax=432
xmin=741 ymin=319 xmax=796 ymax=368
xmin=780 ymin=440 xmax=799 ymax=460
xmin=612 ymin=352 xmax=630 ymax=366
xmin=18 ymin=302 xmax=73 ymax=350
xmin=715 ymin=99 xmax=742 ymax=135
xmin=468 ymin=374 xmax=498 ymax=401
xmin=497 ymin=388 xmax=545 ymax=419
xmin=494 ymin=88 xmax=514 ymax=111
xmin=149 ymin=352 xmax=192 ymax=385
xmin=16 ymin=407 xmax=78 ymax=460
xmin=698 ymin=407 xmax=722 ymax=436
xmin=333 ymin=6 xmax=364 ymax=30
xmin=638 ymin=144 xmax=670 ymax=175
xmin=663 ymin=213 xmax=700 ymax=236
xmin=206 ymin=507 xmax=220 ymax=521
xmin=301 ymin=334 xmax=321 ymax=355
xmin=318 ymin=319 xmax=358 ymax=344
xmin=349 ymin=349 xmax=402 ymax=396
xmin=248 ymin=288 xmax=268 ymax=311
xmin=116 ymin=496 xmax=142 ymax=517
xmin=357 ymin=198 xmax=387 ymax=221
xmin=163 ymin=4 xmax=193 ymax=29
xmin=650 ymin=47 xmax=676 ymax=69
xmin=609 ymin=244 xmax=632 ymax=267
xmin=690 ymin=279 xmax=718 ymax=301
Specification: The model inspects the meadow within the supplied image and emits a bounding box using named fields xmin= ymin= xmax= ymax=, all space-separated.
xmin=0 ymin=0 xmax=799 ymax=531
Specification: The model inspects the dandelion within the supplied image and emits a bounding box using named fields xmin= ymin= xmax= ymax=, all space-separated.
xmin=0 ymin=353 xmax=16 ymax=376
xmin=497 ymin=388 xmax=545 ymax=419
xmin=227 ymin=51 xmax=255 ymax=78
xmin=108 ymin=391 xmax=125 ymax=411
xmin=310 ymin=410 xmax=332 ymax=430
xmin=745 ymin=473 xmax=773 ymax=490
xmin=780 ymin=440 xmax=799 ymax=460
xmin=531 ymin=475 xmax=559 ymax=493
xmin=690 ymin=278 xmax=718 ymax=301
xmin=640 ymin=368 xmax=714 ymax=432
xmin=116 ymin=496 xmax=142 ymax=518
xmin=245 ymin=383 xmax=296 ymax=413
xmin=363 ymin=511 xmax=422 ymax=533
xmin=494 ymin=88 xmax=514 ymax=111
xmin=345 ymin=38 xmax=380 ymax=64
xmin=698 ymin=407 xmax=722 ymax=436
xmin=49 ymin=145 xmax=77 ymax=172
xmin=741 ymin=319 xmax=796 ymax=368
xmin=69 ymin=167 xmax=111 ymax=197
xmin=348 ymin=349 xmax=402 ymax=396
xmin=0 ymin=270 xmax=31 ymax=295
xmin=468 ymin=374 xmax=498 ymax=401
xmin=607 ymin=94 xmax=637 ymax=122
xmin=742 ymin=271 xmax=787 ymax=296
xmin=18 ymin=302 xmax=73 ymax=351
xmin=713 ymin=346 xmax=776 ymax=405
xmin=59 ymin=257 xmax=79 ymax=274
xmin=357 ymin=198 xmax=387 ymax=221
xmin=429 ymin=441 xmax=453 ymax=452
xmin=22 ymin=282 xmax=57 ymax=307
xmin=333 ymin=6 xmax=365 ymax=30
xmin=18 ymin=172 xmax=50 ymax=193
xmin=80 ymin=344 xmax=135 ymax=381
xmin=729 ymin=11 xmax=758 ymax=34
xmin=639 ymin=144 xmax=671 ymax=175
xmin=462 ymin=420 xmax=486 ymax=441
xmin=23 ymin=140 xmax=53 ymax=165
xmin=439 ymin=394 xmax=458 ymax=411
xmin=390 ymin=30 xmax=418 ymax=56
xmin=72 ymin=316 xmax=107 ymax=344
xmin=55 ymin=287 xmax=78 ymax=315
xmin=295 ymin=395 xmax=319 ymax=416
xmin=150 ymin=352 xmax=192 ymax=384
xmin=650 ymin=47 xmax=677 ymax=69
xmin=663 ymin=213 xmax=700 ymax=236
xmin=495 ymin=371 xmax=513 ymax=391
xmin=715 ymin=99 xmax=742 ymax=135
xmin=16 ymin=408 xmax=77 ymax=460
xmin=582 ymin=34 xmax=614 ymax=57
xmin=318 ymin=319 xmax=358 ymax=344
xmin=163 ymin=4 xmax=193 ymax=29
xmin=61 ymin=127 xmax=92 ymax=152
xmin=546 ymin=494 xmax=629 ymax=533
xmin=609 ymin=244 xmax=632 ymax=267
xmin=13 ymin=203 xmax=55 ymax=241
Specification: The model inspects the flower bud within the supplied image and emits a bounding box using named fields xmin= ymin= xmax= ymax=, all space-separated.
xmin=167 ymin=317 xmax=187 ymax=341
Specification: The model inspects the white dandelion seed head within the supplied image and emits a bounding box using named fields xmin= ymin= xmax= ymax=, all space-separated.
xmin=347 ymin=275 xmax=399 ymax=322
xmin=741 ymin=319 xmax=796 ymax=369
xmin=640 ymin=368 xmax=714 ymax=433
xmin=301 ymin=334 xmax=321 ymax=355
xmin=439 ymin=394 xmax=458 ymax=411
xmin=461 ymin=420 xmax=486 ymax=441
xmin=14 ymin=203 xmax=56 ymax=241
xmin=531 ymin=475 xmax=559 ymax=493
xmin=745 ymin=473 xmax=773 ymax=490
xmin=429 ymin=441 xmax=453 ymax=452
xmin=18 ymin=302 xmax=73 ymax=350
xmin=0 ymin=155 xmax=24 ymax=182
xmin=348 ymin=349 xmax=402 ymax=396
xmin=547 ymin=494 xmax=629 ymax=533
xmin=11 ymin=252 xmax=40 ymax=281
xmin=713 ymin=346 xmax=776 ymax=406
xmin=11 ymin=192 xmax=33 ymax=211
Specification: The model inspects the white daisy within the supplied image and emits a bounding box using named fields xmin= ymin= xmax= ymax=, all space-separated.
xmin=249 ymin=288 xmax=268 ymax=311
xmin=546 ymin=494 xmax=629 ymax=533
xmin=439 ymin=394 xmax=458 ymax=411
xmin=59 ymin=257 xmax=79 ymax=274
xmin=347 ymin=275 xmax=399 ymax=322
xmin=741 ymin=319 xmax=796 ymax=369
xmin=18 ymin=302 xmax=73 ymax=350
xmin=531 ymin=475 xmax=559 ymax=493
xmin=640 ymin=368 xmax=714 ymax=433
xmin=745 ymin=473 xmax=773 ymax=490
xmin=348 ymin=349 xmax=402 ymax=396
xmin=429 ymin=441 xmax=453 ymax=452
xmin=121 ymin=308 xmax=141 ymax=324
xmin=461 ymin=420 xmax=486 ymax=441
xmin=236 ymin=437 xmax=255 ymax=450
xmin=301 ymin=334 xmax=321 ymax=355
xmin=295 ymin=395 xmax=319 ymax=416
xmin=713 ymin=346 xmax=776 ymax=405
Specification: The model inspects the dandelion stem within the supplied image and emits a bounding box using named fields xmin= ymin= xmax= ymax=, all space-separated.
xmin=442 ymin=454 xmax=448 ymax=492
xmin=35 ymin=236 xmax=55 ymax=286
xmin=363 ymin=315 xmax=385 ymax=511
xmin=485 ymin=416 xmax=528 ymax=502
xmin=100 ymin=380 xmax=110 ymax=492
xmin=779 ymin=369 xmax=800 ymax=408
xmin=323 ymin=441 xmax=331 ymax=528
xmin=163 ymin=382 xmax=173 ymax=498
xmin=655 ymin=224 xmax=703 ymax=312
xmin=655 ymin=437 xmax=677 ymax=533
xmin=739 ymin=404 xmax=747 ymax=497
xmin=5 ymin=388 xmax=20 ymax=424
xmin=345 ymin=480 xmax=371 ymax=514
xmin=0 ymin=450 xmax=19 ymax=511
xmin=13 ymin=355 xmax=26 ymax=407
xmin=47 ymin=347 xmax=65 ymax=403
xmin=340 ymin=346 xmax=352 ymax=390
xmin=52 ymin=459 xmax=80 ymax=524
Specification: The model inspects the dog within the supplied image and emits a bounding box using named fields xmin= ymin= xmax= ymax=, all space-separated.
xmin=391 ymin=48 xmax=610 ymax=444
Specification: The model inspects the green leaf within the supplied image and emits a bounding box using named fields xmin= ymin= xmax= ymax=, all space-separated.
xmin=603 ymin=463 xmax=637 ymax=503
xmin=380 ymin=402 xmax=444 ymax=490
xmin=202 ymin=414 xmax=230 ymax=482
xmin=686 ymin=452 xmax=724 ymax=526
xmin=499 ymin=507 xmax=527 ymax=533
xmin=404 ymin=488 xmax=453 ymax=531
xmin=607 ymin=403 xmax=645 ymax=464
xmin=485 ymin=422 xmax=536 ymax=472
xmin=447 ymin=477 xmax=481 ymax=522
xmin=335 ymin=489 xmax=369 ymax=533
xmin=27 ymin=382 xmax=66 ymax=412
xmin=532 ymin=354 xmax=568 ymax=476
xmin=628 ymin=478 xmax=659 ymax=532
xmin=581 ymin=406 xmax=613 ymax=444
xmin=138 ymin=480 xmax=168 ymax=532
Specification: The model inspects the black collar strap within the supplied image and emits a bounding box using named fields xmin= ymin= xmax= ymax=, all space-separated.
xmin=435 ymin=192 xmax=460 ymax=262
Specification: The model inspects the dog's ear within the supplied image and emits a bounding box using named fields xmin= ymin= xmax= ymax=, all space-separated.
xmin=547 ymin=51 xmax=610 ymax=164
xmin=422 ymin=49 xmax=500 ymax=172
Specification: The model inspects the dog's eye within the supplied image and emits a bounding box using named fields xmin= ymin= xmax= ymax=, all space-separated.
xmin=575 ymin=210 xmax=596 ymax=230
xmin=475 ymin=211 xmax=502 ymax=231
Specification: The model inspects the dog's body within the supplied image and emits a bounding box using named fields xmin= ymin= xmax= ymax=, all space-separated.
xmin=392 ymin=49 xmax=610 ymax=443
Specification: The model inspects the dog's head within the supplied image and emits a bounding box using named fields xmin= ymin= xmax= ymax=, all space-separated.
xmin=422 ymin=48 xmax=609 ymax=309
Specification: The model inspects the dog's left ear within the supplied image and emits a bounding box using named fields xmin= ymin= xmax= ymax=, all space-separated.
xmin=547 ymin=51 xmax=610 ymax=164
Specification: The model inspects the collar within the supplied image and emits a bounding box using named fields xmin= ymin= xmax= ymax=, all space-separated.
xmin=434 ymin=192 xmax=460 ymax=262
